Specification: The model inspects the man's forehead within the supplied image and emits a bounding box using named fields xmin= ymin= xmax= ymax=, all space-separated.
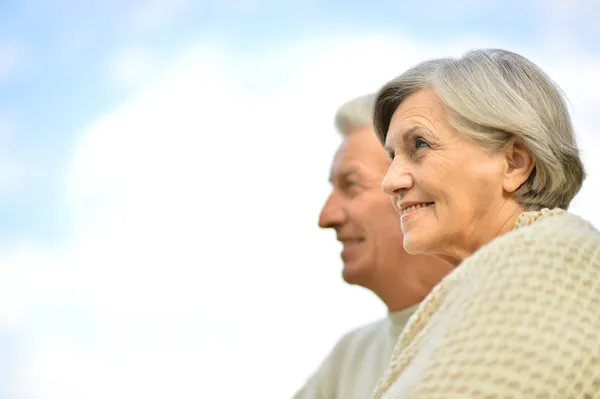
xmin=329 ymin=130 xmax=389 ymax=178
xmin=333 ymin=141 xmax=359 ymax=164
xmin=330 ymin=139 xmax=363 ymax=169
xmin=329 ymin=149 xmax=360 ymax=179
xmin=333 ymin=133 xmax=372 ymax=162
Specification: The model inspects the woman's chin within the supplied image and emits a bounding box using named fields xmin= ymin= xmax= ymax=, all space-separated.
xmin=403 ymin=234 xmax=429 ymax=255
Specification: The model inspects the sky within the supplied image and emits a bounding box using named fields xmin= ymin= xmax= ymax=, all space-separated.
xmin=0 ymin=1 xmax=599 ymax=398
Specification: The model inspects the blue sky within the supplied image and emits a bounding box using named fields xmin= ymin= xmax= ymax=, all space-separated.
xmin=0 ymin=1 xmax=599 ymax=398
xmin=1 ymin=1 xmax=599 ymax=246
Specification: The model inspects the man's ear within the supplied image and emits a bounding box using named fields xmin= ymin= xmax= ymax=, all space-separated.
xmin=503 ymin=137 xmax=535 ymax=193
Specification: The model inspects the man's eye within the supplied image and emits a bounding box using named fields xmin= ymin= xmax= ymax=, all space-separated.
xmin=415 ymin=138 xmax=430 ymax=149
xmin=387 ymin=150 xmax=395 ymax=160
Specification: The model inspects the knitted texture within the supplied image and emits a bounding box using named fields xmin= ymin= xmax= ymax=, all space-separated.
xmin=373 ymin=209 xmax=600 ymax=398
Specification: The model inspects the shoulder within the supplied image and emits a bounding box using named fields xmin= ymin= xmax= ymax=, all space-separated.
xmin=442 ymin=210 xmax=600 ymax=347
xmin=447 ymin=210 xmax=600 ymax=357
xmin=382 ymin=211 xmax=600 ymax=397
xmin=462 ymin=210 xmax=600 ymax=281
xmin=376 ymin=211 xmax=600 ymax=398
xmin=292 ymin=317 xmax=389 ymax=399
xmin=517 ymin=210 xmax=600 ymax=240
xmin=332 ymin=317 xmax=389 ymax=354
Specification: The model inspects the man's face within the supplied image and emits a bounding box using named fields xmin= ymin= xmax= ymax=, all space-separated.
xmin=319 ymin=126 xmax=406 ymax=286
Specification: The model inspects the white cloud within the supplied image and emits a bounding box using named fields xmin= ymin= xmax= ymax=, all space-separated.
xmin=2 ymin=32 xmax=600 ymax=398
xmin=531 ymin=0 xmax=600 ymax=52
xmin=0 ymin=39 xmax=25 ymax=84
xmin=0 ymin=113 xmax=25 ymax=198
xmin=105 ymin=44 xmax=159 ymax=90
xmin=128 ymin=0 xmax=194 ymax=32
xmin=9 ymin=37 xmax=386 ymax=398
xmin=0 ymin=159 xmax=24 ymax=199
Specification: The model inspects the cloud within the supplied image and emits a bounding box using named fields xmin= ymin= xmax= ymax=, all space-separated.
xmin=0 ymin=114 xmax=25 ymax=199
xmin=530 ymin=0 xmax=600 ymax=51
xmin=2 ymin=32 xmax=600 ymax=398
xmin=0 ymin=39 xmax=25 ymax=84
xmin=127 ymin=0 xmax=194 ymax=33
xmin=105 ymin=44 xmax=160 ymax=90
xmin=0 ymin=161 xmax=24 ymax=200
xmin=7 ymin=38 xmax=377 ymax=398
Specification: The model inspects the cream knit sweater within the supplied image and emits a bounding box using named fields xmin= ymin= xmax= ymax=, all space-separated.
xmin=374 ymin=208 xmax=600 ymax=398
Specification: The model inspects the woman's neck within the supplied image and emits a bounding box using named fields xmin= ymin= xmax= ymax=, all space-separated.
xmin=438 ymin=202 xmax=526 ymax=267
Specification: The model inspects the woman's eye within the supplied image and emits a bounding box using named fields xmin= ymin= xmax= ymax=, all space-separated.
xmin=415 ymin=138 xmax=430 ymax=149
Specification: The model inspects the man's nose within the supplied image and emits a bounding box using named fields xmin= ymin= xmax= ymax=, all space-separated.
xmin=319 ymin=192 xmax=346 ymax=229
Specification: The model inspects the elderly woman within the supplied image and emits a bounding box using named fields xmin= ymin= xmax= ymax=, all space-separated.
xmin=371 ymin=49 xmax=600 ymax=398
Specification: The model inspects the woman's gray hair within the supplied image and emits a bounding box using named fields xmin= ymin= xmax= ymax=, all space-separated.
xmin=374 ymin=49 xmax=585 ymax=210
xmin=334 ymin=94 xmax=376 ymax=135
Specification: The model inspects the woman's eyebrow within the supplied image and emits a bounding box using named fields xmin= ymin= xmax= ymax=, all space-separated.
xmin=385 ymin=125 xmax=428 ymax=149
xmin=401 ymin=126 xmax=428 ymax=143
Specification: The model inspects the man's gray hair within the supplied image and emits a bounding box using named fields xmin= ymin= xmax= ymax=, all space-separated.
xmin=334 ymin=94 xmax=376 ymax=135
xmin=373 ymin=48 xmax=585 ymax=210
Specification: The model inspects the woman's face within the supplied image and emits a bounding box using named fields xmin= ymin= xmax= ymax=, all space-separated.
xmin=382 ymin=88 xmax=518 ymax=265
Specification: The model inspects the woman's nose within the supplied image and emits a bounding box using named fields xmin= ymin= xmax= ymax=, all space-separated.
xmin=381 ymin=161 xmax=413 ymax=196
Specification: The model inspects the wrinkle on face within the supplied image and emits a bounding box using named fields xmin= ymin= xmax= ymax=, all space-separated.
xmin=382 ymin=88 xmax=521 ymax=265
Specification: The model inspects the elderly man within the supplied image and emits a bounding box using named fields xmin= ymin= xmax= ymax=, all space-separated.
xmin=292 ymin=94 xmax=452 ymax=399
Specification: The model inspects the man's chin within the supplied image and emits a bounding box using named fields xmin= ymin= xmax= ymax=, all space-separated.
xmin=341 ymin=261 xmax=368 ymax=285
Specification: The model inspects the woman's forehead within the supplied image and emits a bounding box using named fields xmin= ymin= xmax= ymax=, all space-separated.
xmin=386 ymin=92 xmax=449 ymax=146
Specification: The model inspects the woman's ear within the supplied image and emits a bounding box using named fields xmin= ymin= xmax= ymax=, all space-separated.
xmin=503 ymin=137 xmax=535 ymax=193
